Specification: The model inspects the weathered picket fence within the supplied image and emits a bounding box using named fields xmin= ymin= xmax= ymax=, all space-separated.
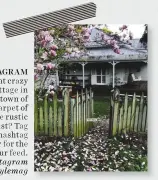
xmin=34 ymin=88 xmax=94 ymax=138
xmin=109 ymin=89 xmax=147 ymax=136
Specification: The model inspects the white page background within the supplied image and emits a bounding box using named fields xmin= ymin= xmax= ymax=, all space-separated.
xmin=0 ymin=0 xmax=157 ymax=179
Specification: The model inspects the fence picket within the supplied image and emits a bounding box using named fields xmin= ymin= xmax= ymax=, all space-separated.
xmin=78 ymin=96 xmax=82 ymax=137
xmin=34 ymin=91 xmax=38 ymax=135
xmin=53 ymin=93 xmax=58 ymax=136
xmin=64 ymin=89 xmax=69 ymax=136
xmin=81 ymin=90 xmax=84 ymax=136
xmin=134 ymin=105 xmax=139 ymax=132
xmin=127 ymin=105 xmax=132 ymax=131
xmin=44 ymin=95 xmax=48 ymax=135
xmin=49 ymin=102 xmax=53 ymax=136
xmin=83 ymin=95 xmax=86 ymax=134
xmin=138 ymin=93 xmax=144 ymax=131
xmin=91 ymin=90 xmax=94 ymax=128
xmin=112 ymin=101 xmax=119 ymax=136
xmin=142 ymin=105 xmax=147 ymax=132
xmin=118 ymin=106 xmax=123 ymax=133
xmin=76 ymin=91 xmax=79 ymax=138
xmin=58 ymin=101 xmax=62 ymax=136
xmin=123 ymin=93 xmax=128 ymax=134
xmin=87 ymin=93 xmax=90 ymax=131
xmin=145 ymin=106 xmax=148 ymax=131
xmin=130 ymin=93 xmax=136 ymax=131
xmin=70 ymin=98 xmax=74 ymax=136
xmin=39 ymin=102 xmax=44 ymax=135
xmin=73 ymin=100 xmax=77 ymax=138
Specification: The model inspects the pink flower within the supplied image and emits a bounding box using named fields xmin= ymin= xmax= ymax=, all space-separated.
xmin=41 ymin=40 xmax=47 ymax=47
xmin=50 ymin=44 xmax=58 ymax=50
xmin=43 ymin=31 xmax=50 ymax=36
xmin=34 ymin=74 xmax=38 ymax=80
xmin=62 ymin=151 xmax=67 ymax=156
xmin=103 ymin=36 xmax=107 ymax=42
xmin=107 ymin=39 xmax=111 ymax=44
xmin=84 ymin=32 xmax=90 ymax=39
xmin=122 ymin=25 xmax=128 ymax=30
xmin=114 ymin=48 xmax=121 ymax=54
xmin=41 ymin=52 xmax=48 ymax=60
xmin=110 ymin=40 xmax=116 ymax=46
xmin=46 ymin=63 xmax=55 ymax=70
xmin=113 ymin=44 xmax=119 ymax=49
xmin=39 ymin=31 xmax=45 ymax=36
xmin=46 ymin=63 xmax=53 ymax=70
xmin=37 ymin=63 xmax=43 ymax=71
xmin=68 ymin=30 xmax=74 ymax=36
xmin=119 ymin=25 xmax=128 ymax=32
xmin=87 ymin=28 xmax=92 ymax=34
xmin=101 ymin=32 xmax=104 ymax=38
xmin=87 ymin=168 xmax=92 ymax=171
xmin=50 ymin=50 xmax=57 ymax=56
xmin=45 ymin=35 xmax=53 ymax=42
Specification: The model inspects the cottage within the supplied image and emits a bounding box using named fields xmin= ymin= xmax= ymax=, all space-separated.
xmin=58 ymin=28 xmax=147 ymax=89
xmin=35 ymin=27 xmax=147 ymax=93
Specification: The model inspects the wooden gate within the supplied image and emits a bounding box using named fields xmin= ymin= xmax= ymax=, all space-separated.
xmin=109 ymin=88 xmax=147 ymax=136
xmin=34 ymin=88 xmax=94 ymax=138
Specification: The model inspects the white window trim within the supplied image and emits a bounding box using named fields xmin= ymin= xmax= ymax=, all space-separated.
xmin=95 ymin=68 xmax=106 ymax=85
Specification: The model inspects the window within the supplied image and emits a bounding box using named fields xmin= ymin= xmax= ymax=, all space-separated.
xmin=102 ymin=76 xmax=106 ymax=83
xmin=96 ymin=68 xmax=106 ymax=84
xmin=97 ymin=76 xmax=101 ymax=83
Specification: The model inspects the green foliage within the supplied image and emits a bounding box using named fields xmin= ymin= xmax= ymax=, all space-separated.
xmin=102 ymin=27 xmax=113 ymax=35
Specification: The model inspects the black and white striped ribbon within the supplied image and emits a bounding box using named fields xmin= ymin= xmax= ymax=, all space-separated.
xmin=3 ymin=2 xmax=96 ymax=38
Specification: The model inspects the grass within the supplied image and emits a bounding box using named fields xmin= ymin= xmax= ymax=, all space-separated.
xmin=93 ymin=96 xmax=110 ymax=118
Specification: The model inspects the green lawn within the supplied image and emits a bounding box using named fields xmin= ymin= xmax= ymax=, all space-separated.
xmin=36 ymin=95 xmax=111 ymax=118
xmin=93 ymin=96 xmax=110 ymax=118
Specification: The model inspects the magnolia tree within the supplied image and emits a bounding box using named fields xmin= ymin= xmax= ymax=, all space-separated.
xmin=34 ymin=24 xmax=145 ymax=95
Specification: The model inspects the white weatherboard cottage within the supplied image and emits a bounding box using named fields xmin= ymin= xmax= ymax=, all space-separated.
xmin=59 ymin=28 xmax=147 ymax=88
xmin=35 ymin=27 xmax=147 ymax=89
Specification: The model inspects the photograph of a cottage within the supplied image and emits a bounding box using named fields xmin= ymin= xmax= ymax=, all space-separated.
xmin=34 ymin=24 xmax=147 ymax=172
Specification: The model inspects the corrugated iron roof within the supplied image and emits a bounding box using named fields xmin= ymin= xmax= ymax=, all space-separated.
xmin=62 ymin=27 xmax=148 ymax=62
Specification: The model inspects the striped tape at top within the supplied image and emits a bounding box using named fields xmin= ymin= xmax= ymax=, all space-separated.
xmin=3 ymin=2 xmax=96 ymax=38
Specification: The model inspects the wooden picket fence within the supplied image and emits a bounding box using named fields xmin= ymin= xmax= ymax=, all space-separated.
xmin=34 ymin=88 xmax=94 ymax=138
xmin=109 ymin=89 xmax=147 ymax=136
